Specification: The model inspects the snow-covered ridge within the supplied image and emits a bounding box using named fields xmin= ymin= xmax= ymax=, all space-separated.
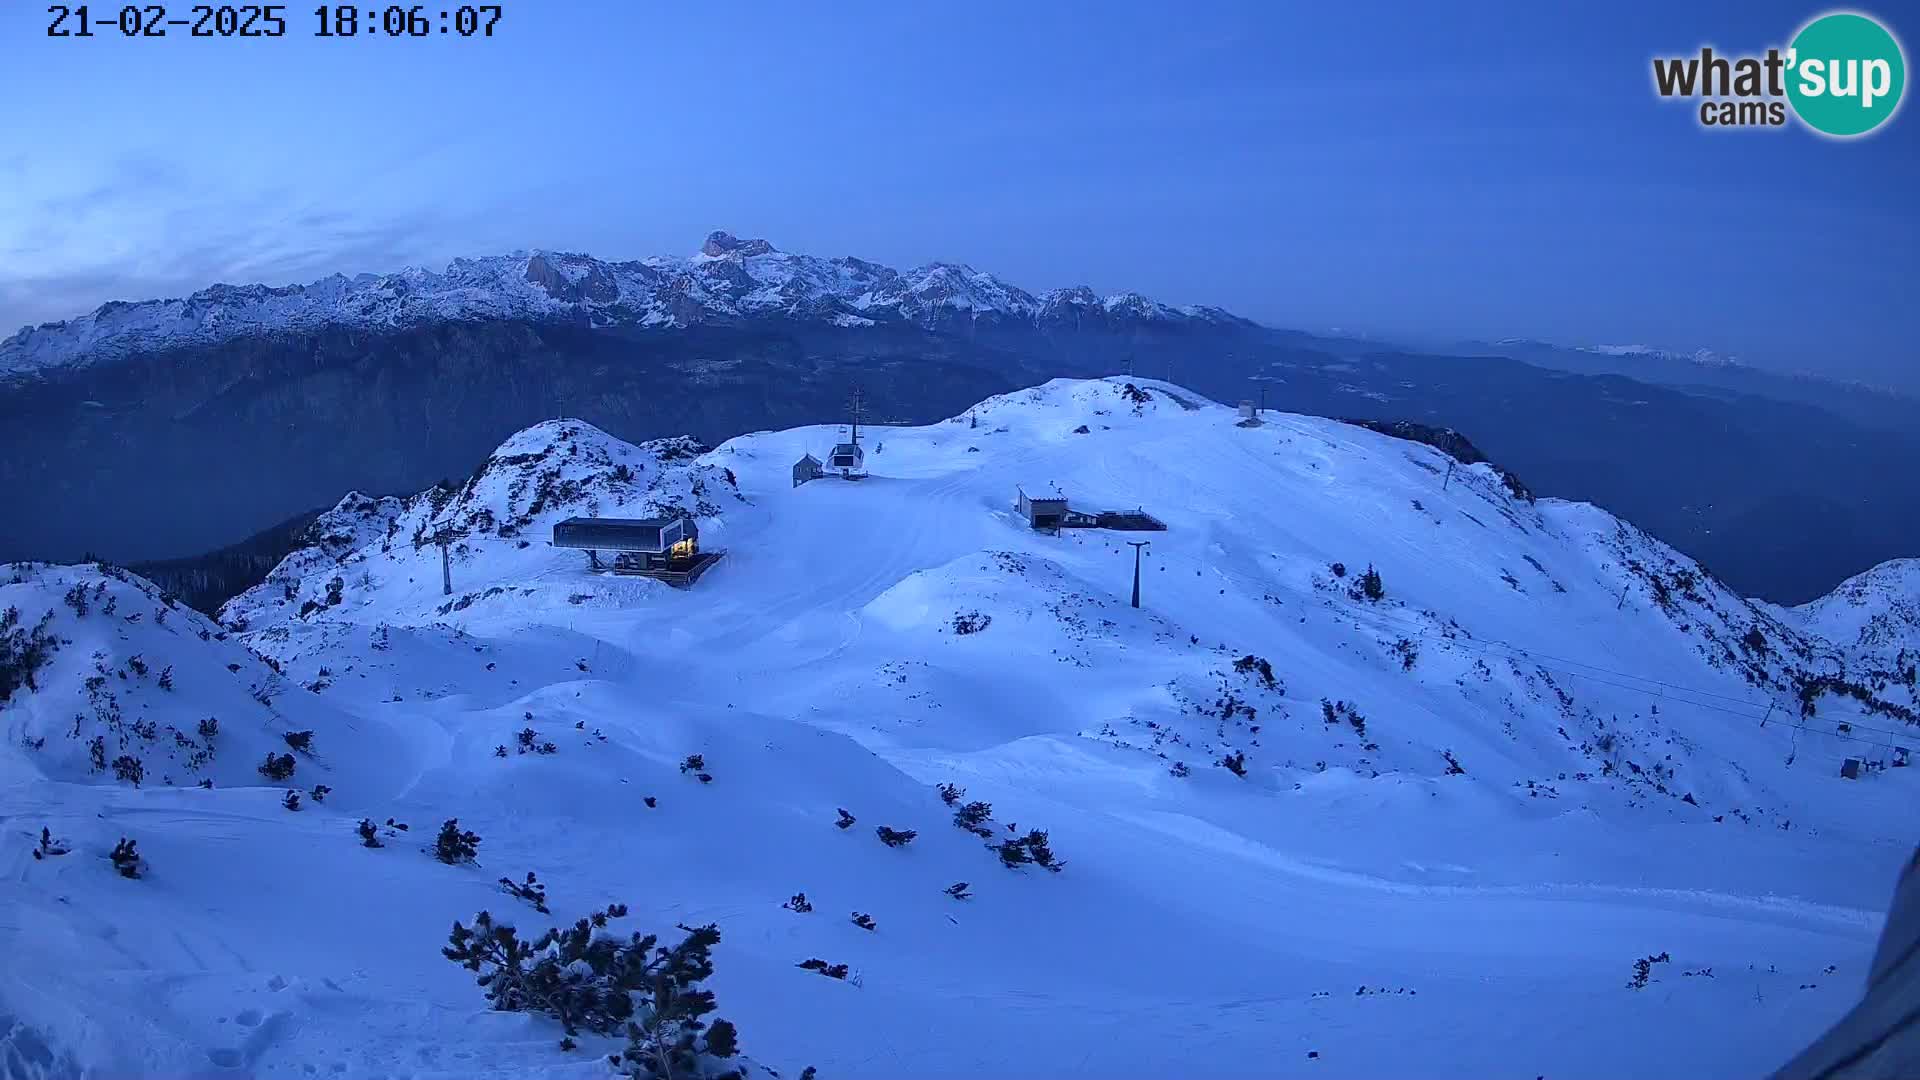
xmin=1792 ymin=558 xmax=1920 ymax=656
xmin=1582 ymin=344 xmax=1741 ymax=367
xmin=0 ymin=232 xmax=1251 ymax=377
xmin=6 ymin=379 xmax=1916 ymax=1079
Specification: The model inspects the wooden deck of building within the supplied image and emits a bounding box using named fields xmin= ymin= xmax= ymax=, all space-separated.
xmin=597 ymin=549 xmax=726 ymax=587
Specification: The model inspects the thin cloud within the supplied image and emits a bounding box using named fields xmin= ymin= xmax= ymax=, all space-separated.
xmin=0 ymin=157 xmax=528 ymax=330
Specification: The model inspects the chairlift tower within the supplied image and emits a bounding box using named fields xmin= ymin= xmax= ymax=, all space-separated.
xmin=1128 ymin=540 xmax=1151 ymax=608
xmin=846 ymin=386 xmax=866 ymax=445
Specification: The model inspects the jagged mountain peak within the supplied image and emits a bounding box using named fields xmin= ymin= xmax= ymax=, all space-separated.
xmin=698 ymin=229 xmax=778 ymax=258
xmin=0 ymin=237 xmax=1243 ymax=377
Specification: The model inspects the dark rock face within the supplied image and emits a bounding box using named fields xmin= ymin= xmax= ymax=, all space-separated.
xmin=524 ymin=254 xmax=620 ymax=304
xmin=700 ymin=231 xmax=775 ymax=258
xmin=1342 ymin=419 xmax=1534 ymax=502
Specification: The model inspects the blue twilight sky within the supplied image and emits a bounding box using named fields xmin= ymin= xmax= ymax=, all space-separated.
xmin=0 ymin=1 xmax=1914 ymax=387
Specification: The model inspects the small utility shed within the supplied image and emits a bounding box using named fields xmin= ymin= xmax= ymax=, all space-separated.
xmin=1017 ymin=487 xmax=1069 ymax=528
xmin=792 ymin=453 xmax=823 ymax=488
xmin=828 ymin=442 xmax=865 ymax=476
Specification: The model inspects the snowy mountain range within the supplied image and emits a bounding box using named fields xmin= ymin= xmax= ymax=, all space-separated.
xmin=4 ymin=378 xmax=1914 ymax=1078
xmin=1581 ymin=344 xmax=1742 ymax=367
xmin=0 ymin=231 xmax=1246 ymax=378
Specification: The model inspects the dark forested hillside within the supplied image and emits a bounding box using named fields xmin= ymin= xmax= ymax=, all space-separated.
xmin=127 ymin=507 xmax=327 ymax=615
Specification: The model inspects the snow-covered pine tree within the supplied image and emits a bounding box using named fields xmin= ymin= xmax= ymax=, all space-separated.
xmin=1022 ymin=828 xmax=1064 ymax=872
xmin=611 ymin=922 xmax=741 ymax=1079
xmin=442 ymin=905 xmax=746 ymax=1078
xmin=434 ymin=818 xmax=482 ymax=864
xmin=952 ymin=800 xmax=994 ymax=838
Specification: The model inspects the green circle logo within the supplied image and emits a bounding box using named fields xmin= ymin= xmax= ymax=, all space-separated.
xmin=1787 ymin=12 xmax=1906 ymax=136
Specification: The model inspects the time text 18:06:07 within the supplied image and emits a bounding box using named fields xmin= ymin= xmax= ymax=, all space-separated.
xmin=46 ymin=5 xmax=504 ymax=38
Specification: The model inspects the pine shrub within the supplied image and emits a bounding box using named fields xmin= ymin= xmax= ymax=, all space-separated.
xmin=501 ymin=871 xmax=550 ymax=914
xmin=443 ymin=906 xmax=743 ymax=1078
xmin=0 ymin=606 xmax=60 ymax=705
xmin=952 ymin=800 xmax=994 ymax=838
xmin=1233 ymin=654 xmax=1279 ymax=690
xmin=993 ymin=828 xmax=1066 ymax=872
xmin=1352 ymin=564 xmax=1386 ymax=602
xmin=435 ymin=818 xmax=482 ymax=864
xmin=1627 ymin=951 xmax=1671 ymax=989
xmin=110 ymin=837 xmax=143 ymax=878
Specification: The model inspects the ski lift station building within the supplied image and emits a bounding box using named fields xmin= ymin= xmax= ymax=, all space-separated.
xmin=551 ymin=514 xmax=723 ymax=586
xmin=828 ymin=441 xmax=865 ymax=477
xmin=1017 ymin=488 xmax=1070 ymax=528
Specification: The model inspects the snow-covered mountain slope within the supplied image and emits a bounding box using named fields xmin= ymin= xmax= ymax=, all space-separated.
xmin=0 ymin=233 xmax=1249 ymax=377
xmin=4 ymin=378 xmax=1915 ymax=1079
xmin=1791 ymin=559 xmax=1920 ymax=656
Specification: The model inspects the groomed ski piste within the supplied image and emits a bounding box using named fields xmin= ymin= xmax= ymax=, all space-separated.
xmin=4 ymin=377 xmax=1916 ymax=1079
